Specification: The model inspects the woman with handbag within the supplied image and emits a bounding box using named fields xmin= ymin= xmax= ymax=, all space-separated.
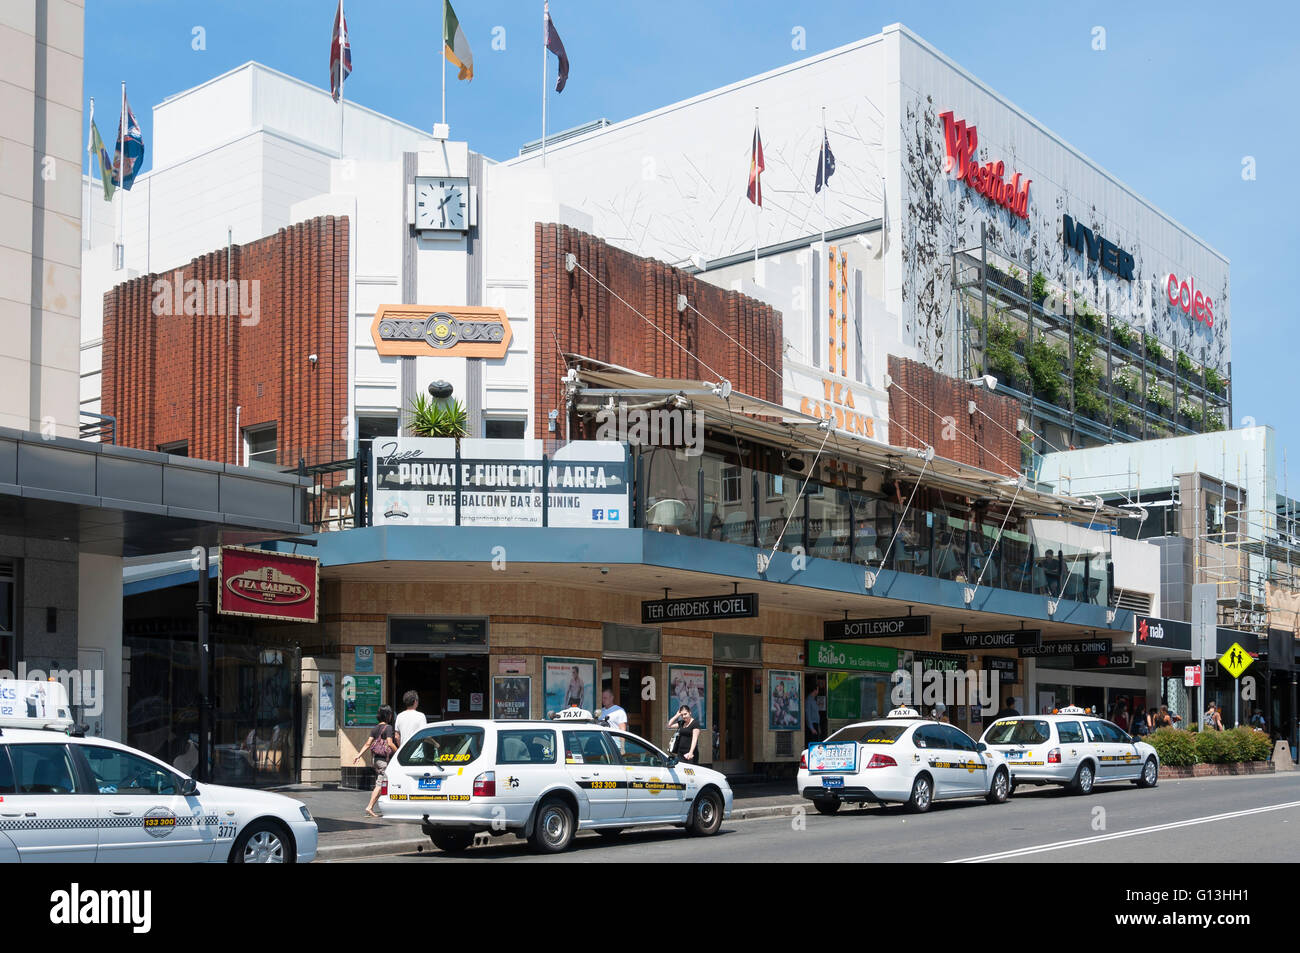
xmin=355 ymin=704 xmax=397 ymax=818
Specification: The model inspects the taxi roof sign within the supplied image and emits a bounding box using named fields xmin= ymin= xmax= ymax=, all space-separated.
xmin=549 ymin=707 xmax=595 ymax=721
xmin=886 ymin=706 xmax=920 ymax=719
xmin=0 ymin=680 xmax=74 ymax=731
xmin=1057 ymin=705 xmax=1086 ymax=714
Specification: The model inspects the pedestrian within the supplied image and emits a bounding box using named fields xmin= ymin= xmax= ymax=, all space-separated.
xmin=993 ymin=696 xmax=1019 ymax=719
xmin=1114 ymin=701 xmax=1130 ymax=732
xmin=354 ymin=704 xmax=396 ymax=818
xmin=1204 ymin=701 xmax=1224 ymax=732
xmin=393 ymin=690 xmax=426 ymax=753
xmin=806 ymin=684 xmax=822 ymax=743
xmin=1132 ymin=704 xmax=1152 ymax=737
xmin=667 ymin=704 xmax=701 ymax=762
xmin=601 ymin=688 xmax=628 ymax=733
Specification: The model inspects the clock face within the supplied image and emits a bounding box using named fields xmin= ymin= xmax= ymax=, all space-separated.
xmin=416 ymin=178 xmax=467 ymax=231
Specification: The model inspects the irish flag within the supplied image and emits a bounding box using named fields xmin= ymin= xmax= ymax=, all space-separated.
xmin=443 ymin=1 xmax=473 ymax=80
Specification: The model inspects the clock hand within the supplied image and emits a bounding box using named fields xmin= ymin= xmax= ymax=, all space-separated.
xmin=438 ymin=194 xmax=454 ymax=209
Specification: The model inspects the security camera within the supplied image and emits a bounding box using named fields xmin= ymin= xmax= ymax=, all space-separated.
xmin=308 ymin=354 xmax=318 ymax=364
xmin=856 ymin=234 xmax=873 ymax=251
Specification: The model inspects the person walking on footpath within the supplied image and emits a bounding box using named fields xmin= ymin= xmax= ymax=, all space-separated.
xmin=1132 ymin=704 xmax=1152 ymax=737
xmin=1204 ymin=700 xmax=1224 ymax=731
xmin=354 ymin=704 xmax=396 ymax=818
xmin=668 ymin=705 xmax=701 ymax=762
xmin=394 ymin=691 xmax=426 ymax=752
xmin=806 ymin=685 xmax=822 ymax=743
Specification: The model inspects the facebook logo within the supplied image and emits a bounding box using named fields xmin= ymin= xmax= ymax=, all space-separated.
xmin=592 ymin=509 xmax=604 ymax=521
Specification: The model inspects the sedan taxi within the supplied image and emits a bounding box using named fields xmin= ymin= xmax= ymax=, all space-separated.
xmin=0 ymin=680 xmax=317 ymax=863
xmin=796 ymin=707 xmax=1012 ymax=814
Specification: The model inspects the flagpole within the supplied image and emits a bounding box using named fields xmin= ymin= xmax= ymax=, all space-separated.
xmin=441 ymin=0 xmax=446 ymax=127
xmin=87 ymin=97 xmax=94 ymax=247
xmin=339 ymin=0 xmax=345 ymax=158
xmin=541 ymin=2 xmax=548 ymax=167
xmin=753 ymin=107 xmax=759 ymax=280
xmin=118 ymin=82 xmax=126 ymax=264
xmin=821 ymin=106 xmax=828 ymax=251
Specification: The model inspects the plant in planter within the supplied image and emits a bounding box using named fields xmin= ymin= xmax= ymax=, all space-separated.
xmin=985 ymin=317 xmax=1026 ymax=388
xmin=1147 ymin=385 xmax=1173 ymax=413
xmin=1026 ymin=339 xmax=1067 ymax=403
xmin=1030 ymin=270 xmax=1048 ymax=303
xmin=408 ymin=393 xmax=469 ymax=439
xmin=1112 ymin=407 xmax=1132 ymax=432
xmin=1019 ymin=429 xmax=1036 ymax=468
xmin=1176 ymin=350 xmax=1196 ymax=378
xmin=1143 ymin=332 xmax=1164 ymax=364
xmin=1114 ymin=368 xmax=1141 ymax=397
xmin=1112 ymin=324 xmax=1137 ymax=351
xmin=1205 ymin=412 xmax=1227 ymax=433
xmin=1206 ymin=366 xmax=1226 ymax=395
xmin=1072 ymin=333 xmax=1105 ymax=419
xmin=1179 ymin=399 xmax=1205 ymax=425
xmin=1148 ymin=727 xmax=1198 ymax=767
xmin=1073 ymin=299 xmax=1103 ymax=335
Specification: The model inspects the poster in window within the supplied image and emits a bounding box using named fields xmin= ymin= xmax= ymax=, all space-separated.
xmin=342 ymin=674 xmax=382 ymax=727
xmin=543 ymin=657 xmax=596 ymax=715
xmin=318 ymin=673 xmax=336 ymax=732
xmin=768 ymin=670 xmax=802 ymax=730
xmin=667 ymin=665 xmax=708 ymax=729
xmin=492 ymin=676 xmax=531 ymax=720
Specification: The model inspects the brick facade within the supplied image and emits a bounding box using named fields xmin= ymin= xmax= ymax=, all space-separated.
xmin=102 ymin=215 xmax=350 ymax=468
xmin=887 ymin=355 xmax=1022 ymax=478
xmin=534 ymin=223 xmax=783 ymax=439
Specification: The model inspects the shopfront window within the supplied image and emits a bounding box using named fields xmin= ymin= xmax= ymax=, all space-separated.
xmin=0 ymin=561 xmax=13 ymax=673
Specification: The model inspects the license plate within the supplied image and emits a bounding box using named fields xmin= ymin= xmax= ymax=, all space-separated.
xmin=418 ymin=777 xmax=442 ymax=790
xmin=821 ymin=776 xmax=844 ymax=789
xmin=1006 ymin=751 xmax=1025 ymax=759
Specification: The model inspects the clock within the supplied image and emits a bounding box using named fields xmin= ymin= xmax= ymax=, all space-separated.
xmin=414 ymin=176 xmax=470 ymax=232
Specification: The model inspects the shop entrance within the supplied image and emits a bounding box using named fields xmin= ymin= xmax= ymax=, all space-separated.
xmin=391 ymin=654 xmax=489 ymax=722
xmin=602 ymin=661 xmax=650 ymax=739
xmin=712 ymin=667 xmax=753 ymax=773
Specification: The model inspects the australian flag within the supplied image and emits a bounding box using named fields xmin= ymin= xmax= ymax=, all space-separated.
xmin=330 ymin=0 xmax=352 ymax=103
xmin=814 ymin=131 xmax=836 ymax=193
xmin=112 ymin=100 xmax=144 ymax=191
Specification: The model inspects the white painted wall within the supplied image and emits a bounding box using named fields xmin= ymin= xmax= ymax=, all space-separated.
xmin=78 ymin=552 xmax=124 ymax=740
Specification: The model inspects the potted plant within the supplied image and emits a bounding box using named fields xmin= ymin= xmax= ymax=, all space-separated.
xmin=1177 ymin=351 xmax=1196 ymax=379
xmin=1026 ymin=339 xmax=1067 ymax=403
xmin=1112 ymin=324 xmax=1137 ymax=352
xmin=1114 ymin=368 xmax=1140 ymax=401
xmin=1206 ymin=366 xmax=1226 ymax=396
xmin=1031 ymin=270 xmax=1048 ymax=304
xmin=408 ymin=393 xmax=469 ymax=440
xmin=1143 ymin=332 xmax=1164 ymax=365
xmin=985 ymin=317 xmax=1026 ymax=389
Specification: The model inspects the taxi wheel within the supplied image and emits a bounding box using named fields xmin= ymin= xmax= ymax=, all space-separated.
xmin=985 ymin=768 xmax=1010 ymax=804
xmin=1137 ymin=757 xmax=1159 ymax=789
xmin=231 ymin=821 xmax=292 ymax=864
xmin=812 ymin=796 xmax=841 ymax=816
xmin=1071 ymin=762 xmax=1095 ymax=795
xmin=688 ymin=789 xmax=724 ymax=836
xmin=431 ymin=831 xmax=474 ymax=853
xmin=905 ymin=774 xmax=933 ymax=814
xmin=530 ymin=798 xmax=575 ymax=853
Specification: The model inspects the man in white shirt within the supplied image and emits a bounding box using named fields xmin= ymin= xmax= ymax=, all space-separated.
xmin=601 ymin=689 xmax=628 ymax=733
xmin=394 ymin=691 xmax=427 ymax=749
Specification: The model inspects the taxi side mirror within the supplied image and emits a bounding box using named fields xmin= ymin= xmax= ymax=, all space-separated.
xmin=665 ymin=756 xmax=680 ymax=768
xmin=179 ymin=778 xmax=199 ymax=797
xmin=976 ymin=742 xmax=987 ymax=753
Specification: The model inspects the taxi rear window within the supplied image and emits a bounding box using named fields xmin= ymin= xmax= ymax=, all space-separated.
xmin=983 ymin=720 xmax=1051 ymax=745
xmin=826 ymin=724 xmax=907 ymax=745
xmin=1057 ymin=721 xmax=1084 ymax=743
xmin=398 ymin=726 xmax=484 ymax=767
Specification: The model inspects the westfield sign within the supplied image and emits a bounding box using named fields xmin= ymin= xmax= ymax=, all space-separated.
xmin=939 ymin=111 xmax=1030 ymax=219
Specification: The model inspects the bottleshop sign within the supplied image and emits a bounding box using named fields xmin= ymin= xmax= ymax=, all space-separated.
xmin=939 ymin=110 xmax=1030 ymax=220
xmin=641 ymin=593 xmax=758 ymax=624
xmin=941 ymin=629 xmax=1041 ymax=651
xmin=806 ymin=640 xmax=898 ymax=673
xmin=371 ymin=438 xmax=629 ymax=528
xmin=1019 ymin=638 xmax=1112 ymax=658
xmin=824 ymin=615 xmax=931 ymax=640
xmin=218 ymin=547 xmax=319 ymax=622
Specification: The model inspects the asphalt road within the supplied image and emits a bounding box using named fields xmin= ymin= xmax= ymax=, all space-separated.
xmin=331 ymin=772 xmax=1300 ymax=863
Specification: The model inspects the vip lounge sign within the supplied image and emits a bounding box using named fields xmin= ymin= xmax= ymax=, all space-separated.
xmin=941 ymin=629 xmax=1041 ymax=651
xmin=218 ymin=547 xmax=319 ymax=623
xmin=824 ymin=615 xmax=931 ymax=640
xmin=371 ymin=304 xmax=512 ymax=359
xmin=939 ymin=111 xmax=1030 ymax=220
xmin=371 ymin=438 xmax=629 ymax=529
xmin=642 ymin=593 xmax=758 ymax=624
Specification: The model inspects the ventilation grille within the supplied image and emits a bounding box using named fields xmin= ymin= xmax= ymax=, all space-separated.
xmin=775 ymin=732 xmax=794 ymax=758
xmin=1110 ymin=589 xmax=1154 ymax=614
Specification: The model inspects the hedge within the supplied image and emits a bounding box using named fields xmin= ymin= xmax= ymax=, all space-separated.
xmin=1149 ymin=726 xmax=1270 ymax=766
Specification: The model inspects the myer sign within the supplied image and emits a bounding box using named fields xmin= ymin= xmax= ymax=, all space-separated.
xmin=371 ymin=438 xmax=629 ymax=528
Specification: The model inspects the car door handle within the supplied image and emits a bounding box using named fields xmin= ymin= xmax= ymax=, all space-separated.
xmin=1 ymin=812 xmax=20 ymax=817
xmin=111 ymin=810 xmax=132 ymax=816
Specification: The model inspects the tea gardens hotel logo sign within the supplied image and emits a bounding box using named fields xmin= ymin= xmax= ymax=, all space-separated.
xmin=939 ymin=110 xmax=1031 ymax=220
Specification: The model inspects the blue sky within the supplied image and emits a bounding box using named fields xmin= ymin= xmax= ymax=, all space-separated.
xmin=85 ymin=1 xmax=1300 ymax=477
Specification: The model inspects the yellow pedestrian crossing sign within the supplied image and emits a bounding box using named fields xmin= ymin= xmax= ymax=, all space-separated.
xmin=1219 ymin=642 xmax=1253 ymax=679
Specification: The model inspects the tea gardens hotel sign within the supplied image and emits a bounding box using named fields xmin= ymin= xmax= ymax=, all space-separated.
xmin=371 ymin=438 xmax=630 ymax=528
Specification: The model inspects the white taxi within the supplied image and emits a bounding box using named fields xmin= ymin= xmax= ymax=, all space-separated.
xmin=0 ymin=680 xmax=317 ymax=863
xmin=379 ymin=708 xmax=734 ymax=853
xmin=796 ymin=707 xmax=1012 ymax=814
xmin=978 ymin=706 xmax=1160 ymax=795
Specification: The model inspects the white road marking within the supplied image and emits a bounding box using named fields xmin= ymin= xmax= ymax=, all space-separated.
xmin=948 ymin=799 xmax=1300 ymax=863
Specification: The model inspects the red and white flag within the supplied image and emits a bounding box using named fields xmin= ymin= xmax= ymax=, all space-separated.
xmin=330 ymin=0 xmax=352 ymax=103
xmin=747 ymin=121 xmax=765 ymax=206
